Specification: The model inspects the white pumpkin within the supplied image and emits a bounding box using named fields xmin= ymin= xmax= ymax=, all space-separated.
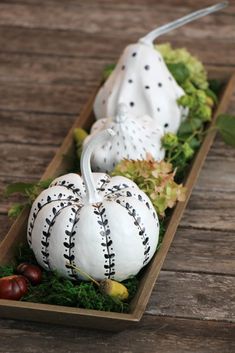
xmin=27 ymin=130 xmax=160 ymax=282
xmin=94 ymin=2 xmax=226 ymax=133
xmin=85 ymin=103 xmax=165 ymax=173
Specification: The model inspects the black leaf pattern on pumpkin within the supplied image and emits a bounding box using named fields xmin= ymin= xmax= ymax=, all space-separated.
xmin=28 ymin=188 xmax=80 ymax=245
xmin=104 ymin=183 xmax=129 ymax=198
xmin=115 ymin=199 xmax=151 ymax=265
xmin=63 ymin=254 xmax=75 ymax=261
xmin=53 ymin=180 xmax=82 ymax=197
xmin=94 ymin=204 xmax=115 ymax=279
xmin=63 ymin=206 xmax=81 ymax=279
xmin=63 ymin=242 xmax=75 ymax=249
xmin=40 ymin=203 xmax=78 ymax=269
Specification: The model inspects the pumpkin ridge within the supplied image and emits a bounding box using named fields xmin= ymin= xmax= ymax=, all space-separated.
xmin=96 ymin=175 xmax=111 ymax=192
xmin=94 ymin=203 xmax=115 ymax=279
xmin=104 ymin=183 xmax=129 ymax=198
xmin=28 ymin=194 xmax=80 ymax=245
xmin=50 ymin=182 xmax=83 ymax=197
xmin=39 ymin=202 xmax=75 ymax=270
xmin=115 ymin=198 xmax=150 ymax=265
xmin=63 ymin=206 xmax=82 ymax=279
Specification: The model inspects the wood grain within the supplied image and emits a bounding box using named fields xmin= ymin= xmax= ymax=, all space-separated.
xmin=0 ymin=2 xmax=233 ymax=40
xmin=146 ymin=271 xmax=235 ymax=322
xmin=163 ymin=227 xmax=235 ymax=275
xmin=0 ymin=27 xmax=234 ymax=66
xmin=0 ymin=315 xmax=234 ymax=353
xmin=0 ymin=110 xmax=75 ymax=145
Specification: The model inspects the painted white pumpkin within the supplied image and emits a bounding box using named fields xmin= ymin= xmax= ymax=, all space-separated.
xmin=94 ymin=2 xmax=226 ymax=133
xmin=85 ymin=103 xmax=165 ymax=173
xmin=27 ymin=130 xmax=160 ymax=282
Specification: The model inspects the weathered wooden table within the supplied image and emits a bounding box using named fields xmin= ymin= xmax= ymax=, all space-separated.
xmin=0 ymin=1 xmax=234 ymax=352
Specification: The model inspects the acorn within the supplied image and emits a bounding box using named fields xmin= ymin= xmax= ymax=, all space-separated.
xmin=16 ymin=263 xmax=42 ymax=285
xmin=0 ymin=275 xmax=28 ymax=300
xmin=100 ymin=279 xmax=129 ymax=300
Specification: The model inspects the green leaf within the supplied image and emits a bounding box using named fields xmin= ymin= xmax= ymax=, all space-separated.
xmin=8 ymin=203 xmax=26 ymax=219
xmin=216 ymin=114 xmax=235 ymax=147
xmin=102 ymin=64 xmax=116 ymax=80
xmin=167 ymin=63 xmax=190 ymax=85
xmin=208 ymin=79 xmax=224 ymax=96
xmin=74 ymin=128 xmax=88 ymax=146
xmin=178 ymin=118 xmax=202 ymax=136
xmin=205 ymin=88 xmax=218 ymax=104
xmin=74 ymin=128 xmax=88 ymax=160
xmin=5 ymin=182 xmax=35 ymax=197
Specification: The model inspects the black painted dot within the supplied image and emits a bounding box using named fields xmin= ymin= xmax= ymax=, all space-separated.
xmin=157 ymin=107 xmax=161 ymax=112
xmin=132 ymin=52 xmax=137 ymax=57
xmin=158 ymin=82 xmax=162 ymax=87
xmin=145 ymin=85 xmax=150 ymax=89
xmin=164 ymin=123 xmax=169 ymax=128
xmin=128 ymin=79 xmax=133 ymax=83
xmin=169 ymin=76 xmax=172 ymax=81
xmin=159 ymin=57 xmax=162 ymax=62
xmin=130 ymin=102 xmax=135 ymax=107
xmin=144 ymin=65 xmax=150 ymax=70
xmin=121 ymin=65 xmax=125 ymax=70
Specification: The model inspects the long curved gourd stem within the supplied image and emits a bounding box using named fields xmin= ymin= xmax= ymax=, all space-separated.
xmin=81 ymin=129 xmax=116 ymax=204
xmin=113 ymin=103 xmax=129 ymax=123
xmin=139 ymin=1 xmax=228 ymax=45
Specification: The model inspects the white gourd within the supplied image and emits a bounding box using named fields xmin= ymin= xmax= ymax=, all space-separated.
xmin=85 ymin=103 xmax=165 ymax=173
xmin=94 ymin=2 xmax=227 ymax=133
xmin=27 ymin=130 xmax=160 ymax=282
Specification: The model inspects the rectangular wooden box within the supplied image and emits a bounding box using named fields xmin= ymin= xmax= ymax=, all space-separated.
xmin=0 ymin=71 xmax=234 ymax=331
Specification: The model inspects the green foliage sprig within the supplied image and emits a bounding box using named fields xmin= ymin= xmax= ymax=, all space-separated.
xmin=5 ymin=179 xmax=53 ymax=219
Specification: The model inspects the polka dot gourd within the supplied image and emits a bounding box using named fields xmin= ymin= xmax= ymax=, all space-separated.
xmin=94 ymin=40 xmax=186 ymax=134
xmin=94 ymin=3 xmax=227 ymax=133
xmin=27 ymin=130 xmax=159 ymax=281
xmin=85 ymin=103 xmax=165 ymax=173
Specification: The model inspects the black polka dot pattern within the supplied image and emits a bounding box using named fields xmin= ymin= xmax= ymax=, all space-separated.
xmin=128 ymin=79 xmax=133 ymax=83
xmin=158 ymin=82 xmax=162 ymax=87
xmin=132 ymin=52 xmax=137 ymax=57
xmin=144 ymin=65 xmax=150 ymax=70
xmin=130 ymin=102 xmax=135 ymax=107
xmin=145 ymin=85 xmax=150 ymax=89
xmin=164 ymin=123 xmax=169 ymax=128
xmin=121 ymin=65 xmax=125 ymax=70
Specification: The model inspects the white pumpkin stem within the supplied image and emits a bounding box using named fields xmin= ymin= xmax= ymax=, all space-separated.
xmin=81 ymin=129 xmax=116 ymax=204
xmin=113 ymin=103 xmax=129 ymax=123
xmin=139 ymin=2 xmax=228 ymax=45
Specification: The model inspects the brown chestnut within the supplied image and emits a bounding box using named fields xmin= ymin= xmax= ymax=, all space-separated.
xmin=16 ymin=263 xmax=42 ymax=285
xmin=0 ymin=275 xmax=28 ymax=300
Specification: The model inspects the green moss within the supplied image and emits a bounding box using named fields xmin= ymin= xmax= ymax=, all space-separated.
xmin=0 ymin=244 xmax=139 ymax=313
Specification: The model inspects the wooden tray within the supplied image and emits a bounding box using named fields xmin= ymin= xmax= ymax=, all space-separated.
xmin=0 ymin=72 xmax=235 ymax=331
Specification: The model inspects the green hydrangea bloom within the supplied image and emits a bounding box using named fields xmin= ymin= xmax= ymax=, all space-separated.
xmin=156 ymin=43 xmax=208 ymax=90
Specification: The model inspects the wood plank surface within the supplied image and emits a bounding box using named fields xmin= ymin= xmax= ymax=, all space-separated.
xmin=163 ymin=227 xmax=235 ymax=275
xmin=0 ymin=0 xmax=234 ymax=351
xmin=0 ymin=316 xmax=234 ymax=353
xmin=146 ymin=271 xmax=235 ymax=322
